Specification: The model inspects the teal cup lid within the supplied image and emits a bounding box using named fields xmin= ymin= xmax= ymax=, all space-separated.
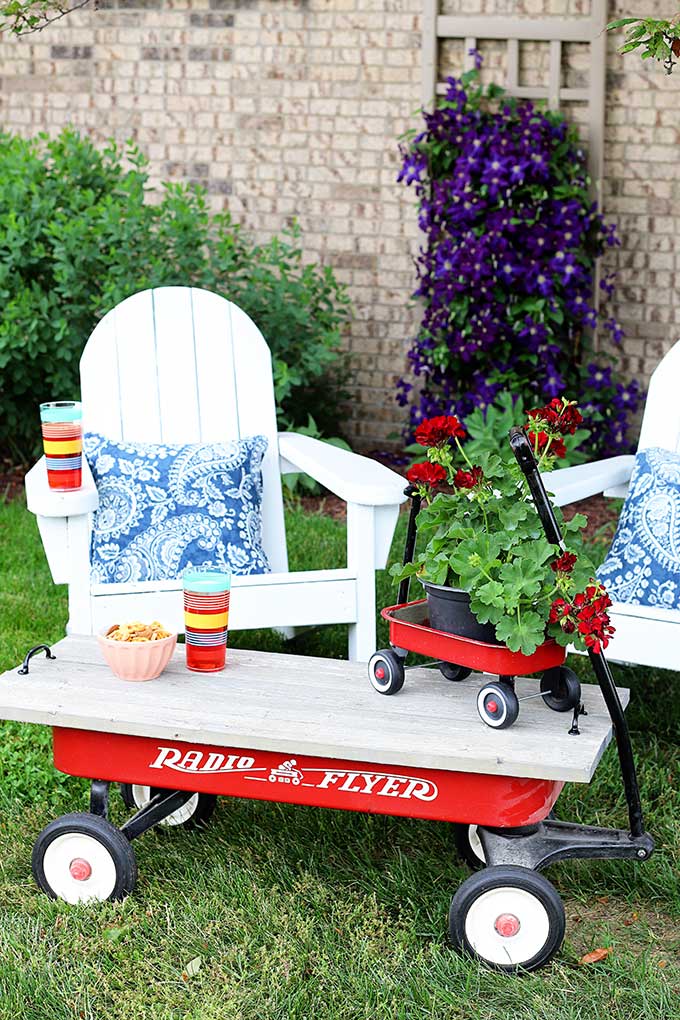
xmin=40 ymin=401 xmax=82 ymax=423
xmin=183 ymin=570 xmax=231 ymax=593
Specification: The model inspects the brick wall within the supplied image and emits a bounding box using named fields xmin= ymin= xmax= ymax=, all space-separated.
xmin=0 ymin=0 xmax=678 ymax=449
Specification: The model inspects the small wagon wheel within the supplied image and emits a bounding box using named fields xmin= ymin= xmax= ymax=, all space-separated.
xmin=477 ymin=681 xmax=520 ymax=729
xmin=439 ymin=662 xmax=472 ymax=682
xmin=368 ymin=649 xmax=405 ymax=696
xmin=120 ymin=785 xmax=217 ymax=830
xmin=540 ymin=666 xmax=582 ymax=713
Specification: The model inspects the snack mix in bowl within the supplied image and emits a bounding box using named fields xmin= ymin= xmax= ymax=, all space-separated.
xmin=98 ymin=620 xmax=177 ymax=681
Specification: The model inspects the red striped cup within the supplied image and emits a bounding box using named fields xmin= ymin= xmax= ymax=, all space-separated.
xmin=183 ymin=570 xmax=231 ymax=672
xmin=40 ymin=401 xmax=83 ymax=491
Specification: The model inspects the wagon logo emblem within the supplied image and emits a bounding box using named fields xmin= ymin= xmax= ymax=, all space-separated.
xmin=268 ymin=759 xmax=303 ymax=785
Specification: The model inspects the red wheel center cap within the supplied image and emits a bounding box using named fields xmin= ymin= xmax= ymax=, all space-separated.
xmin=486 ymin=699 xmax=498 ymax=714
xmin=375 ymin=666 xmax=386 ymax=680
xmin=69 ymin=857 xmax=92 ymax=882
xmin=495 ymin=912 xmax=520 ymax=938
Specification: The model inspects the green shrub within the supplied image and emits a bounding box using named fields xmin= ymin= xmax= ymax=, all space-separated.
xmin=0 ymin=130 xmax=350 ymax=460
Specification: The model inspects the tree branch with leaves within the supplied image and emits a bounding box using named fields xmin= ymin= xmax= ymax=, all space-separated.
xmin=607 ymin=14 xmax=680 ymax=73
xmin=0 ymin=0 xmax=92 ymax=34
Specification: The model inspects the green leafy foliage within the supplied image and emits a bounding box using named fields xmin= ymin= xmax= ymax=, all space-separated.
xmin=281 ymin=415 xmax=352 ymax=497
xmin=0 ymin=130 xmax=350 ymax=460
xmin=607 ymin=14 xmax=680 ymax=73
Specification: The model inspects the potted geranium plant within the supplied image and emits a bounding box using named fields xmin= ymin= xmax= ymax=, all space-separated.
xmin=393 ymin=398 xmax=614 ymax=657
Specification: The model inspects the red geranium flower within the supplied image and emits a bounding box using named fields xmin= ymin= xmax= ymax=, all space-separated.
xmin=556 ymin=402 xmax=583 ymax=436
xmin=454 ymin=465 xmax=484 ymax=490
xmin=551 ymin=551 xmax=577 ymax=574
xmin=406 ymin=462 xmax=447 ymax=489
xmin=414 ymin=415 xmax=466 ymax=447
xmin=528 ymin=398 xmax=583 ymax=436
xmin=549 ymin=597 xmax=572 ymax=623
xmin=530 ymin=430 xmax=567 ymax=459
xmin=572 ymin=584 xmax=615 ymax=653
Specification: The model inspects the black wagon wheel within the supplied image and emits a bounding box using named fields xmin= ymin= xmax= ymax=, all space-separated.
xmin=119 ymin=784 xmax=217 ymax=830
xmin=439 ymin=662 xmax=472 ymax=682
xmin=449 ymin=865 xmax=566 ymax=973
xmin=477 ymin=680 xmax=520 ymax=729
xmin=540 ymin=666 xmax=582 ymax=713
xmin=32 ymin=812 xmax=137 ymax=903
xmin=368 ymin=649 xmax=405 ymax=695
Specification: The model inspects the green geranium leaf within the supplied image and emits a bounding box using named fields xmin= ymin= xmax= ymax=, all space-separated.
xmin=475 ymin=579 xmax=505 ymax=608
xmin=498 ymin=555 xmax=543 ymax=603
xmin=562 ymin=513 xmax=588 ymax=534
xmin=448 ymin=535 xmax=502 ymax=588
xmin=470 ymin=597 xmax=506 ymax=626
xmin=494 ymin=610 xmax=546 ymax=655
xmin=498 ymin=501 xmax=531 ymax=532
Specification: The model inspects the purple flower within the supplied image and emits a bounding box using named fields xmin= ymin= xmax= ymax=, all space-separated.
xmin=586 ymin=363 xmax=613 ymax=390
xmin=603 ymin=316 xmax=624 ymax=345
xmin=600 ymin=273 xmax=616 ymax=299
xmin=613 ymin=380 xmax=642 ymax=413
xmin=468 ymin=47 xmax=483 ymax=71
xmin=528 ymin=265 xmax=554 ymax=297
xmin=397 ymin=147 xmax=427 ymax=186
xmin=542 ymin=365 xmax=566 ymax=398
xmin=518 ymin=316 xmax=549 ymax=353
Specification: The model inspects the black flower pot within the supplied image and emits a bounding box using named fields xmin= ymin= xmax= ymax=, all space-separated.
xmin=421 ymin=582 xmax=501 ymax=645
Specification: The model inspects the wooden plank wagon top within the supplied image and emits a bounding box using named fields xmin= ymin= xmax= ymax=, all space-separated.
xmin=0 ymin=636 xmax=628 ymax=784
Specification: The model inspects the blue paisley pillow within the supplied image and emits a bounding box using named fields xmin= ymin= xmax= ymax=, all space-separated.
xmin=84 ymin=433 xmax=271 ymax=584
xmin=598 ymin=447 xmax=680 ymax=609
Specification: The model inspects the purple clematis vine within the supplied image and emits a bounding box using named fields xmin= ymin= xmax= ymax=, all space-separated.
xmin=396 ymin=60 xmax=642 ymax=458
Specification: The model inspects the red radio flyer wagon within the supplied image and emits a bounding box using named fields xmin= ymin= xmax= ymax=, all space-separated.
xmin=0 ymin=431 xmax=652 ymax=973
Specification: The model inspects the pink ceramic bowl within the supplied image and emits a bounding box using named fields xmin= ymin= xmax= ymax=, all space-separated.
xmin=97 ymin=630 xmax=177 ymax=682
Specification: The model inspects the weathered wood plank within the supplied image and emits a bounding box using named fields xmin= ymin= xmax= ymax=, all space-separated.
xmin=0 ymin=638 xmax=627 ymax=784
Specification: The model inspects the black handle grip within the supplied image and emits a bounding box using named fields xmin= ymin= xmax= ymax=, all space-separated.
xmin=508 ymin=427 xmax=564 ymax=548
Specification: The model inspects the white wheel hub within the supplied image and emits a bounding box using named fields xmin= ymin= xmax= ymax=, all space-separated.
xmin=464 ymin=885 xmax=550 ymax=966
xmin=477 ymin=686 xmax=508 ymax=728
xmin=468 ymin=824 xmax=486 ymax=863
xmin=131 ymin=785 xmax=199 ymax=826
xmin=42 ymin=832 xmax=118 ymax=904
xmin=369 ymin=655 xmax=392 ymax=693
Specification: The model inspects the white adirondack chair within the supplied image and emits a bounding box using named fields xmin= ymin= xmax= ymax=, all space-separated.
xmin=544 ymin=338 xmax=680 ymax=670
xmin=25 ymin=287 xmax=407 ymax=661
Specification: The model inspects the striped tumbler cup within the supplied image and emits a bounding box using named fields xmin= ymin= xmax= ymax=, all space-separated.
xmin=183 ymin=570 xmax=231 ymax=672
xmin=40 ymin=401 xmax=83 ymax=491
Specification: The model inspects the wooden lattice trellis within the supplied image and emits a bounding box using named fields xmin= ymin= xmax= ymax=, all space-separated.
xmin=422 ymin=2 xmax=608 ymax=197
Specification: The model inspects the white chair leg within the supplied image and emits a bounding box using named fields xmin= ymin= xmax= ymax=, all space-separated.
xmin=347 ymin=503 xmax=377 ymax=662
xmin=65 ymin=515 xmax=93 ymax=635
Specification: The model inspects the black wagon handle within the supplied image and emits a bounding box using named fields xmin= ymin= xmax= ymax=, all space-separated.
xmin=17 ymin=644 xmax=56 ymax=675
xmin=508 ymin=427 xmax=647 ymax=839
xmin=508 ymin=427 xmax=565 ymax=550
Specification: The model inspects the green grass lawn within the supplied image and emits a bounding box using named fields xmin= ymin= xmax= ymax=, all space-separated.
xmin=0 ymin=498 xmax=678 ymax=1019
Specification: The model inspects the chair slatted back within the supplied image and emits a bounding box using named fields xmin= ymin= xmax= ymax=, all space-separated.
xmin=79 ymin=286 xmax=288 ymax=573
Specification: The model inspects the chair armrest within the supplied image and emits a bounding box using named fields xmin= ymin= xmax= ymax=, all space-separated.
xmin=278 ymin=433 xmax=407 ymax=507
xmin=541 ymin=455 xmax=635 ymax=507
xmin=25 ymin=456 xmax=99 ymax=518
